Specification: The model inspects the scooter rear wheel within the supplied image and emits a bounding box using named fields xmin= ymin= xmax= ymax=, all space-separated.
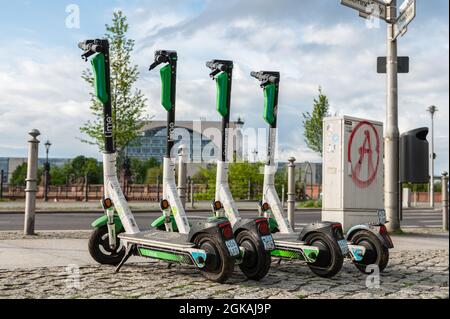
xmin=196 ymin=233 xmax=235 ymax=283
xmin=305 ymin=232 xmax=343 ymax=278
xmin=351 ymin=230 xmax=389 ymax=274
xmin=236 ymin=230 xmax=271 ymax=281
xmin=88 ymin=226 xmax=125 ymax=266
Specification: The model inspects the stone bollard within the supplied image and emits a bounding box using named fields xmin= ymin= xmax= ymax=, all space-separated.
xmin=287 ymin=157 xmax=297 ymax=230
xmin=24 ymin=129 xmax=40 ymax=235
xmin=442 ymin=172 xmax=448 ymax=231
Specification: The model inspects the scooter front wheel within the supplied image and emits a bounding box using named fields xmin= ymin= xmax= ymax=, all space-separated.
xmin=88 ymin=226 xmax=125 ymax=266
xmin=351 ymin=230 xmax=389 ymax=274
xmin=305 ymin=232 xmax=343 ymax=278
xmin=196 ymin=233 xmax=235 ymax=283
xmin=236 ymin=230 xmax=271 ymax=281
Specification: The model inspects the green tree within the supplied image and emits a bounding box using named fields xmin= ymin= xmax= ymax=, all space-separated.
xmin=10 ymin=163 xmax=44 ymax=186
xmin=80 ymin=11 xmax=147 ymax=152
xmin=302 ymin=87 xmax=330 ymax=156
xmin=145 ymin=166 xmax=164 ymax=184
xmin=130 ymin=157 xmax=160 ymax=184
xmin=9 ymin=163 xmax=28 ymax=186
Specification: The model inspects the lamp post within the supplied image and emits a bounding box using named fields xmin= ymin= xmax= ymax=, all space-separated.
xmin=44 ymin=140 xmax=51 ymax=202
xmin=427 ymin=105 xmax=437 ymax=208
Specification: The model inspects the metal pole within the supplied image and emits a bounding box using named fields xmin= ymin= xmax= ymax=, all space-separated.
xmin=44 ymin=153 xmax=49 ymax=202
xmin=156 ymin=175 xmax=161 ymax=202
xmin=428 ymin=106 xmax=437 ymax=208
xmin=385 ymin=0 xmax=400 ymax=232
xmin=190 ymin=179 xmax=195 ymax=209
xmin=24 ymin=129 xmax=40 ymax=235
xmin=287 ymin=157 xmax=296 ymax=229
xmin=177 ymin=145 xmax=187 ymax=209
xmin=0 ymin=170 xmax=3 ymax=199
xmin=442 ymin=172 xmax=448 ymax=231
xmin=84 ymin=173 xmax=89 ymax=202
xmin=247 ymin=178 xmax=252 ymax=201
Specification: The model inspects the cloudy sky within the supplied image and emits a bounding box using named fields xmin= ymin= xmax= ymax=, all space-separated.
xmin=0 ymin=0 xmax=448 ymax=173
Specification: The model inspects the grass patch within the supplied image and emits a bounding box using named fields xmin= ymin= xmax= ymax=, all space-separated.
xmin=298 ymin=200 xmax=322 ymax=209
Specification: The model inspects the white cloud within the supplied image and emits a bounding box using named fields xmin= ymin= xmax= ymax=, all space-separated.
xmin=0 ymin=1 xmax=448 ymax=174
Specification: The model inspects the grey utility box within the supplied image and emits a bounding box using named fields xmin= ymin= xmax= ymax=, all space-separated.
xmin=400 ymin=128 xmax=429 ymax=184
xmin=322 ymin=116 xmax=384 ymax=231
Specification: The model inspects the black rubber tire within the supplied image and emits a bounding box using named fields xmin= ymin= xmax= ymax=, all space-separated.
xmin=236 ymin=230 xmax=271 ymax=281
xmin=195 ymin=233 xmax=235 ymax=283
xmin=88 ymin=226 xmax=125 ymax=266
xmin=305 ymin=232 xmax=344 ymax=278
xmin=351 ymin=230 xmax=389 ymax=274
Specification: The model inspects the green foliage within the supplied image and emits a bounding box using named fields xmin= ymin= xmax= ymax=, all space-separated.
xmin=9 ymin=163 xmax=43 ymax=186
xmin=130 ymin=157 xmax=160 ymax=184
xmin=145 ymin=166 xmax=164 ymax=184
xmin=47 ymin=156 xmax=103 ymax=186
xmin=9 ymin=163 xmax=28 ymax=186
xmin=298 ymin=199 xmax=322 ymax=209
xmin=302 ymin=87 xmax=330 ymax=156
xmin=80 ymin=10 xmax=148 ymax=152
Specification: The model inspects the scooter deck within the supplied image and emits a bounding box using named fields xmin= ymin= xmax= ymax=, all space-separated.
xmin=270 ymin=233 xmax=319 ymax=262
xmin=119 ymin=229 xmax=194 ymax=250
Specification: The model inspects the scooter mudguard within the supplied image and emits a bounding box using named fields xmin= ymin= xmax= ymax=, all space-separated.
xmin=91 ymin=214 xmax=123 ymax=233
xmin=298 ymin=221 xmax=349 ymax=256
xmin=150 ymin=215 xmax=179 ymax=231
xmin=232 ymin=218 xmax=275 ymax=251
xmin=347 ymin=224 xmax=394 ymax=249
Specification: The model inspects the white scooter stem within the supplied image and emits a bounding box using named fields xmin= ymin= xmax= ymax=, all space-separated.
xmin=103 ymin=153 xmax=140 ymax=235
xmin=163 ymin=157 xmax=191 ymax=234
xmin=262 ymin=164 xmax=294 ymax=234
xmin=215 ymin=161 xmax=241 ymax=226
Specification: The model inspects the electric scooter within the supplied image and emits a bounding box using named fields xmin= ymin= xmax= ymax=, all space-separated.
xmin=251 ymin=71 xmax=393 ymax=275
xmin=205 ymin=60 xmax=275 ymax=280
xmin=250 ymin=71 xmax=352 ymax=278
xmin=81 ymin=41 xmax=239 ymax=283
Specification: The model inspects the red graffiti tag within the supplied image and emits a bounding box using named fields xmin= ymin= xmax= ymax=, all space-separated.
xmin=348 ymin=121 xmax=380 ymax=188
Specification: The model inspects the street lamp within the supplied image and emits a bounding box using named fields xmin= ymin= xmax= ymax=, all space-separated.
xmin=427 ymin=105 xmax=438 ymax=208
xmin=44 ymin=140 xmax=51 ymax=202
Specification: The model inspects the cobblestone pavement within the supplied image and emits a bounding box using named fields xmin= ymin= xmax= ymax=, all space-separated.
xmin=0 ymin=250 xmax=448 ymax=299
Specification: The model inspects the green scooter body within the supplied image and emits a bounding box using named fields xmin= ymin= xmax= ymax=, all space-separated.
xmin=90 ymin=53 xmax=109 ymax=104
xmin=91 ymin=214 xmax=123 ymax=232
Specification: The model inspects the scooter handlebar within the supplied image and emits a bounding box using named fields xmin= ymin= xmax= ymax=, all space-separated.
xmin=250 ymin=71 xmax=279 ymax=85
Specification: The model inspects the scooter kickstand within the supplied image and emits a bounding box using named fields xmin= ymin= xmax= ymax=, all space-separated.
xmin=115 ymin=244 xmax=136 ymax=273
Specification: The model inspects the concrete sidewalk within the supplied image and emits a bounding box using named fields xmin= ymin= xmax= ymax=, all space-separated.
xmin=0 ymin=229 xmax=447 ymax=270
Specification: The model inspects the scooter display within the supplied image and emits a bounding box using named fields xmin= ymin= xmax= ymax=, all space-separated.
xmin=81 ymin=41 xmax=239 ymax=283
xmin=250 ymin=71 xmax=393 ymax=275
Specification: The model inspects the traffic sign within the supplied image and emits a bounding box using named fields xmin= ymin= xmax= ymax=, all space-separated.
xmin=394 ymin=0 xmax=416 ymax=39
xmin=340 ymin=0 xmax=388 ymax=20
xmin=377 ymin=56 xmax=410 ymax=74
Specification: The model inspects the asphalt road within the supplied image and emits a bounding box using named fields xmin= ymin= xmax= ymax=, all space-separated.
xmin=0 ymin=209 xmax=443 ymax=231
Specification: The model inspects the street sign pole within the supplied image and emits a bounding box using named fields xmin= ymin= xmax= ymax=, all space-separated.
xmin=385 ymin=0 xmax=401 ymax=232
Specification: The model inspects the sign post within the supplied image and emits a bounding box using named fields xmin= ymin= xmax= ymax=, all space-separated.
xmin=340 ymin=0 xmax=416 ymax=232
